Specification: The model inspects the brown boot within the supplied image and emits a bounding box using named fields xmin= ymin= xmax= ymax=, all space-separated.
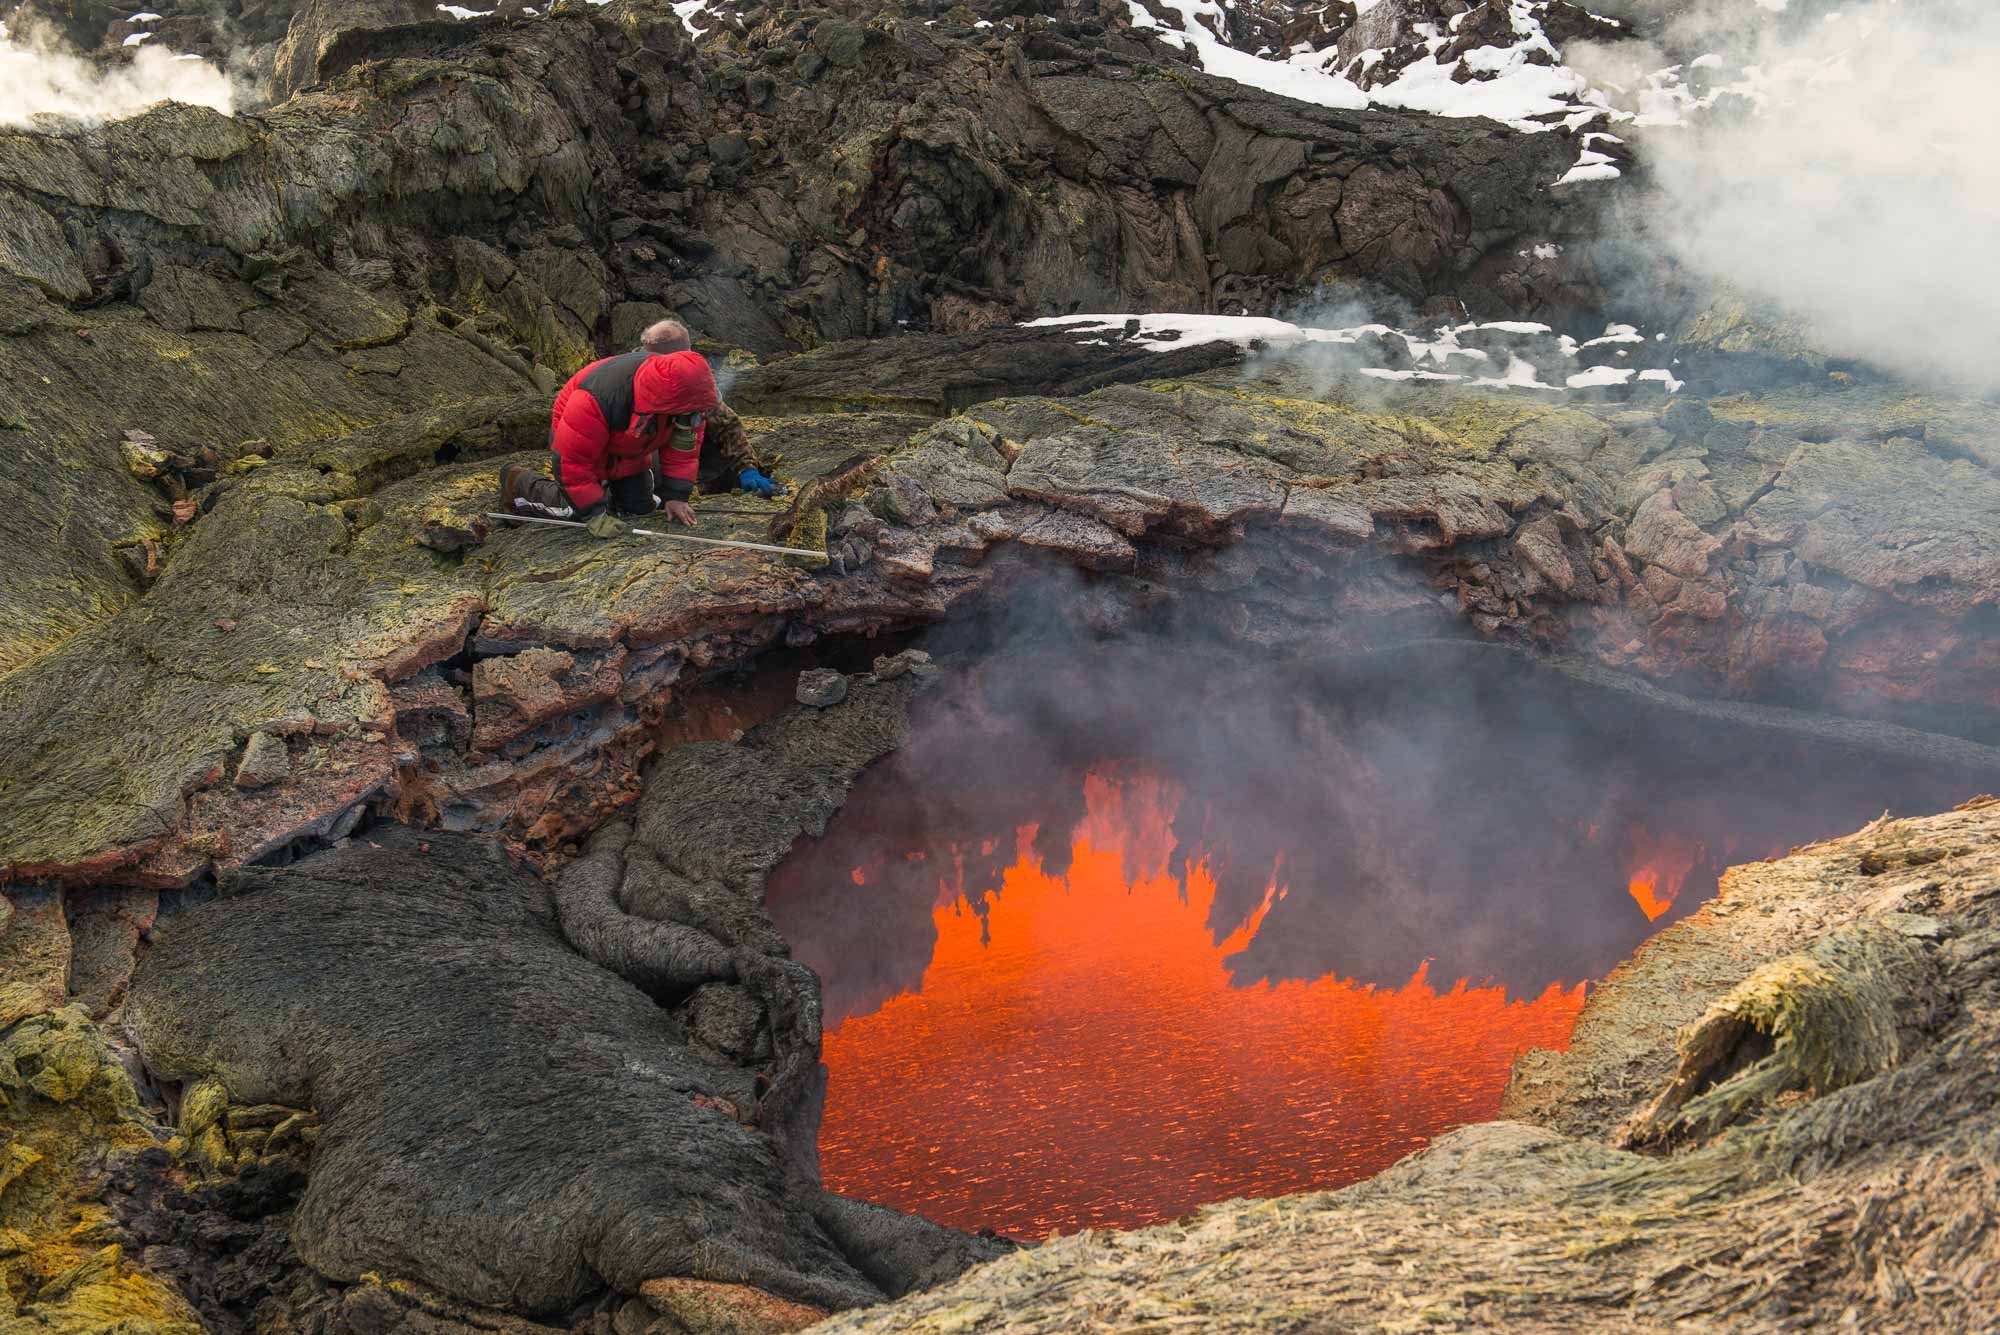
xmin=498 ymin=462 xmax=535 ymax=513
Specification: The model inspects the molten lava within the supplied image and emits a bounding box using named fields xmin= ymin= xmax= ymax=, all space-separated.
xmin=1622 ymin=826 xmax=1716 ymax=922
xmin=816 ymin=771 xmax=1587 ymax=1239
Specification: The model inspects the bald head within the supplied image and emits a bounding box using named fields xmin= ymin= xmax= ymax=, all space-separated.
xmin=640 ymin=319 xmax=691 ymax=355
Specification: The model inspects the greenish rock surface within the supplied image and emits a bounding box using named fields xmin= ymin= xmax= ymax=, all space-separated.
xmin=1 ymin=1007 xmax=201 ymax=1335
xmin=0 ymin=890 xmax=70 ymax=1028
xmin=0 ymin=0 xmax=1599 ymax=685
xmin=2 ymin=358 xmax=1995 ymax=886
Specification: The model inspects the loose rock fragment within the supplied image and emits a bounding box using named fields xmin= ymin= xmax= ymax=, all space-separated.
xmin=795 ymin=669 xmax=849 ymax=708
xmin=233 ymin=733 xmax=291 ymax=790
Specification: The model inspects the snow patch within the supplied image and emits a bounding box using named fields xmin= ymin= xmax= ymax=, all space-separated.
xmin=1582 ymin=324 xmax=1644 ymax=348
xmin=1367 ymin=1 xmax=1590 ymax=125
xmin=1027 ymin=312 xmax=1355 ymax=350
xmin=1475 ymin=354 xmax=1559 ymax=391
xmin=1556 ymin=160 xmax=1621 ymax=185
xmin=1125 ymin=0 xmax=1368 ymax=109
xmin=1022 ymin=313 xmax=1683 ymax=397
xmin=1123 ymin=0 xmax=1606 ymax=127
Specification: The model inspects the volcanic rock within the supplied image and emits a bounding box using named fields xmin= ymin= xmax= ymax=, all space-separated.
xmin=685 ymin=983 xmax=769 ymax=1064
xmin=4 ymin=358 xmax=1996 ymax=888
xmin=122 ymin=831 xmax=871 ymax=1315
xmin=0 ymin=1005 xmax=202 ymax=1333
xmin=795 ymin=669 xmax=850 ymax=708
xmin=124 ymin=675 xmax=1007 ymax=1318
xmin=1623 ymin=489 xmax=1721 ymax=581
xmin=0 ymin=889 xmax=70 ymax=1027
xmin=270 ymin=0 xmax=457 ymax=100
xmin=62 ymin=888 xmax=157 ymax=1019
xmin=0 ymin=0 xmax=1604 ymax=686
xmin=633 ymin=1277 xmax=827 ymax=1334
xmin=0 ymin=1 xmax=1986 ymax=1332
xmin=557 ymin=672 xmax=941 ymax=1172
xmin=231 ymin=732 xmax=290 ymax=791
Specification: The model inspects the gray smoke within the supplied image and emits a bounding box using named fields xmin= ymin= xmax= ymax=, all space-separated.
xmin=0 ymin=20 xmax=237 ymax=127
xmin=1606 ymin=0 xmax=2000 ymax=389
xmin=767 ymin=559 xmax=1994 ymax=1014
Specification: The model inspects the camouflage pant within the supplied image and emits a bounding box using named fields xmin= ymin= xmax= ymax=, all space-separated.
xmin=512 ymin=457 xmax=661 ymax=520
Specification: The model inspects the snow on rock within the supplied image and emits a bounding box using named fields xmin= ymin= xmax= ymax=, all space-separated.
xmin=1113 ymin=0 xmax=1641 ymax=189
xmin=1028 ymin=313 xmax=1353 ymax=350
xmin=1125 ymin=0 xmax=1598 ymax=126
xmin=1583 ymin=324 xmax=1644 ymax=348
xmin=1475 ymin=353 xmax=1561 ymax=391
xmin=1555 ymin=157 xmax=1621 ymax=185
xmin=1125 ymin=0 xmax=1368 ymax=109
xmin=1107 ymin=0 xmax=1836 ymax=193
xmin=1361 ymin=1 xmax=1593 ymax=124
xmin=1023 ymin=313 xmax=1683 ymax=398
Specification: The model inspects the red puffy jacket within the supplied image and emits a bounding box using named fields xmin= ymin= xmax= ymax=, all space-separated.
xmin=548 ymin=349 xmax=720 ymax=508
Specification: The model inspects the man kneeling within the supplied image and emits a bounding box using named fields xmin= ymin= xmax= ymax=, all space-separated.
xmin=499 ymin=321 xmax=783 ymax=530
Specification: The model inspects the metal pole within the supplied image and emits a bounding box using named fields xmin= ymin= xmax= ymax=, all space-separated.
xmin=483 ymin=513 xmax=828 ymax=562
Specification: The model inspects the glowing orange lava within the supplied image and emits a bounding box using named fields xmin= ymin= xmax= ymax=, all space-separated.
xmin=817 ymin=772 xmax=1588 ymax=1239
xmin=1623 ymin=826 xmax=1707 ymax=922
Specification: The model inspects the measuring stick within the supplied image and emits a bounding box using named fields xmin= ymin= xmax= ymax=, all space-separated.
xmin=484 ymin=512 xmax=827 ymax=561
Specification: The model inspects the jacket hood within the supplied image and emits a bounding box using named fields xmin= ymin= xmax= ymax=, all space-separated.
xmin=633 ymin=350 xmax=720 ymax=416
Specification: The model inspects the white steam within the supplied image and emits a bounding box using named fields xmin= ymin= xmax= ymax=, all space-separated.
xmin=1632 ymin=0 xmax=2000 ymax=388
xmin=0 ymin=21 xmax=236 ymax=128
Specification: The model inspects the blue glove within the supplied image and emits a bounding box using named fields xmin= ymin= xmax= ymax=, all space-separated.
xmin=739 ymin=467 xmax=785 ymax=498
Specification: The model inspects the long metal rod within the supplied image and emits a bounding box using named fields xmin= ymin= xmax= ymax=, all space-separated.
xmin=484 ymin=512 xmax=826 ymax=561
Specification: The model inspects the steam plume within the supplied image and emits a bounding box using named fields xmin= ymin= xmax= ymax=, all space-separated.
xmin=0 ymin=21 xmax=236 ymax=127
xmin=1621 ymin=0 xmax=2000 ymax=389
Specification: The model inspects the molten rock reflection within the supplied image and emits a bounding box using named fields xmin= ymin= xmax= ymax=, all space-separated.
xmin=815 ymin=771 xmax=1585 ymax=1239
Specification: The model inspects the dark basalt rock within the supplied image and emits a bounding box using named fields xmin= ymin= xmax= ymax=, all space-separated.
xmin=124 ymin=816 xmax=1003 ymax=1317
xmin=728 ymin=323 xmax=1247 ymax=417
xmin=557 ymin=667 xmax=939 ymax=1176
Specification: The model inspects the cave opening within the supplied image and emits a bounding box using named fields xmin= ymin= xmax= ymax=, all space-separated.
xmin=765 ymin=607 xmax=1982 ymax=1242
